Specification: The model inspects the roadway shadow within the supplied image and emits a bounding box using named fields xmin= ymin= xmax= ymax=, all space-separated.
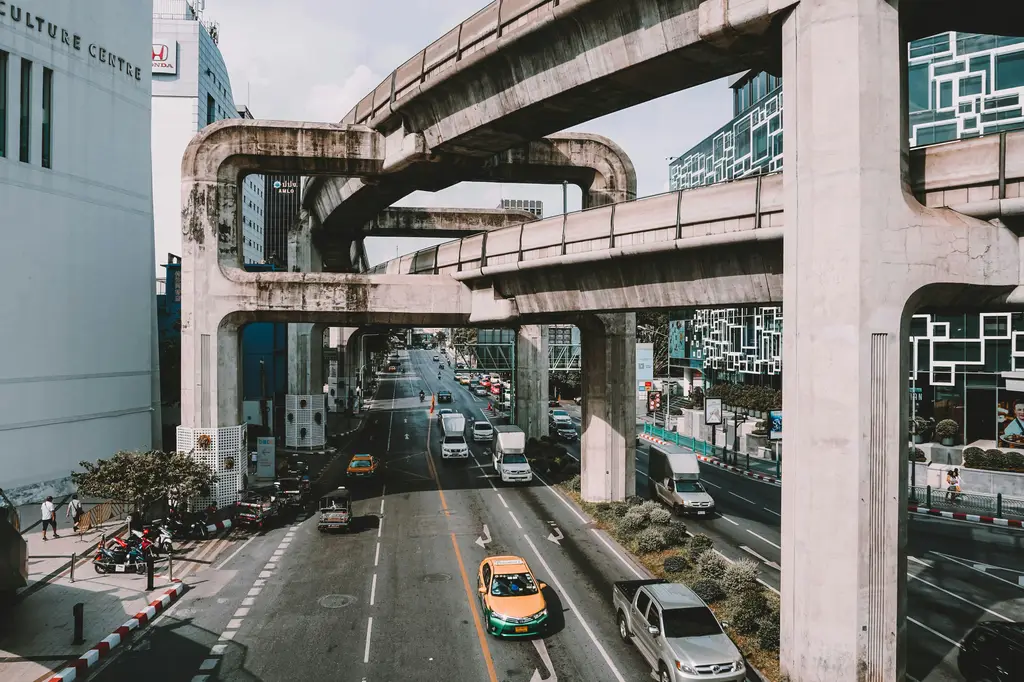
xmin=346 ymin=514 xmax=381 ymax=535
xmin=538 ymin=584 xmax=567 ymax=637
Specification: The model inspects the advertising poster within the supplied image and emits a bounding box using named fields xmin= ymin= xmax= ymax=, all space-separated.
xmin=668 ymin=320 xmax=688 ymax=359
xmin=256 ymin=437 xmax=276 ymax=478
xmin=636 ymin=343 xmax=654 ymax=401
xmin=705 ymin=397 xmax=723 ymax=426
xmin=769 ymin=409 xmax=782 ymax=441
xmin=997 ymin=391 xmax=1024 ymax=448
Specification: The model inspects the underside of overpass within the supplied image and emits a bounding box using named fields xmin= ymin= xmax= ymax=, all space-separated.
xmin=180 ymin=2 xmax=1024 ymax=679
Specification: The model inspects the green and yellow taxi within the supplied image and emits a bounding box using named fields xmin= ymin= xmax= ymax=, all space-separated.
xmin=477 ymin=556 xmax=548 ymax=637
xmin=346 ymin=453 xmax=380 ymax=479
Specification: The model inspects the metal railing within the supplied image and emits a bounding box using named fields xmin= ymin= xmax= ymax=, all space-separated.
xmin=909 ymin=485 xmax=1024 ymax=521
xmin=640 ymin=423 xmax=781 ymax=479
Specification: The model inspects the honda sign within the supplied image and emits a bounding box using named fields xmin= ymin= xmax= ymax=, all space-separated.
xmin=152 ymin=41 xmax=177 ymax=74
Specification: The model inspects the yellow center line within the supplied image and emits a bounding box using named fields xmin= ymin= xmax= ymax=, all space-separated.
xmin=425 ymin=415 xmax=498 ymax=682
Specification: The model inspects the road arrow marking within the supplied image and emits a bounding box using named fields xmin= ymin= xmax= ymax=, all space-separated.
xmin=404 ymin=434 xmax=409 ymax=440
xmin=740 ymin=545 xmax=781 ymax=570
xmin=530 ymin=638 xmax=557 ymax=682
xmin=547 ymin=522 xmax=564 ymax=545
xmin=474 ymin=524 xmax=492 ymax=548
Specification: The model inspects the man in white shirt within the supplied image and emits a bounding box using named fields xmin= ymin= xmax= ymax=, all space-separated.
xmin=41 ymin=495 xmax=59 ymax=540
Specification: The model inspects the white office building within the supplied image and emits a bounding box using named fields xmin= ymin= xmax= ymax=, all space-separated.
xmin=1 ymin=0 xmax=159 ymax=503
xmin=151 ymin=0 xmax=262 ymax=273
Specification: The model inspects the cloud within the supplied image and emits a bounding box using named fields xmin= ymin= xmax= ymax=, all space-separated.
xmin=304 ymin=65 xmax=382 ymax=123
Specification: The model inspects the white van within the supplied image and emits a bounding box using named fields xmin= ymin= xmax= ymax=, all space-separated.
xmin=492 ymin=426 xmax=532 ymax=483
xmin=646 ymin=441 xmax=715 ymax=515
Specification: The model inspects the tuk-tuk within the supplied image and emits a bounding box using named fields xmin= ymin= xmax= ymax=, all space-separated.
xmin=275 ymin=477 xmax=306 ymax=508
xmin=235 ymin=485 xmax=280 ymax=530
xmin=317 ymin=488 xmax=352 ymax=532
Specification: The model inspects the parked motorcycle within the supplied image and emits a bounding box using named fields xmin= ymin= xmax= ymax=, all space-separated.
xmin=136 ymin=525 xmax=173 ymax=556
xmin=93 ymin=540 xmax=148 ymax=574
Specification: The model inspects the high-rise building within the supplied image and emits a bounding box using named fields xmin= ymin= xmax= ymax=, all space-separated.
xmin=669 ymin=31 xmax=1024 ymax=191
xmin=264 ymin=175 xmax=301 ymax=269
xmin=151 ymin=0 xmax=263 ymax=273
xmin=499 ymin=198 xmax=544 ymax=219
xmin=1 ymin=0 xmax=158 ymax=502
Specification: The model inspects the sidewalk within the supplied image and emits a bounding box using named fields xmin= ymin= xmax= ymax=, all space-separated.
xmin=0 ymin=520 xmax=181 ymax=682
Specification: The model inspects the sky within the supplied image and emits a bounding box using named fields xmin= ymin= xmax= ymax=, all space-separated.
xmin=210 ymin=0 xmax=734 ymax=266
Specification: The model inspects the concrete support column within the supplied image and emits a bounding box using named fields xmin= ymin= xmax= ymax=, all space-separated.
xmin=181 ymin=315 xmax=242 ymax=429
xmin=287 ymin=209 xmax=321 ymax=396
xmin=579 ymin=313 xmax=635 ymax=502
xmin=776 ymin=2 xmax=1016 ymax=678
xmin=515 ymin=325 xmax=549 ymax=440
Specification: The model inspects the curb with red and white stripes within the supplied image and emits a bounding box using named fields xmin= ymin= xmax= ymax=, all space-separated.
xmin=639 ymin=432 xmax=782 ymax=486
xmin=47 ymin=581 xmax=187 ymax=682
xmin=205 ymin=518 xmax=233 ymax=534
xmin=907 ymin=504 xmax=1024 ymax=528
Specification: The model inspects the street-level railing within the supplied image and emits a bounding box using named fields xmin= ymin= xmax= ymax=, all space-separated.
xmin=909 ymin=485 xmax=1024 ymax=521
xmin=639 ymin=423 xmax=781 ymax=480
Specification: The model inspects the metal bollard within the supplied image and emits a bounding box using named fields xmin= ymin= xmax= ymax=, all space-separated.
xmin=997 ymin=492 xmax=1003 ymax=519
xmin=926 ymin=485 xmax=932 ymax=508
xmin=72 ymin=603 xmax=84 ymax=645
xmin=169 ymin=550 xmax=174 ymax=581
xmin=70 ymin=553 xmax=76 ymax=583
xmin=746 ymin=453 xmax=750 ymax=471
xmin=146 ymin=553 xmax=155 ymax=591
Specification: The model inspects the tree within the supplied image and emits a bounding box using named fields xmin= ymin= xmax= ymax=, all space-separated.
xmin=636 ymin=311 xmax=670 ymax=376
xmin=72 ymin=450 xmax=216 ymax=511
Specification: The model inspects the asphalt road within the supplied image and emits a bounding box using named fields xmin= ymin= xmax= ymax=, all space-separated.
xmin=631 ymin=440 xmax=1024 ymax=682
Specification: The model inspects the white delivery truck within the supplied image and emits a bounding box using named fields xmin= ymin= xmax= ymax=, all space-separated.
xmin=492 ymin=425 xmax=532 ymax=483
xmin=440 ymin=413 xmax=469 ymax=460
xmin=646 ymin=440 xmax=716 ymax=516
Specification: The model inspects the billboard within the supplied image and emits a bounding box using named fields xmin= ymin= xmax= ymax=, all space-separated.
xmin=636 ymin=343 xmax=654 ymax=400
xmin=769 ymin=409 xmax=782 ymax=441
xmin=997 ymin=392 xmax=1024 ymax=448
xmin=669 ymin=319 xmax=688 ymax=359
xmin=152 ymin=41 xmax=177 ymax=74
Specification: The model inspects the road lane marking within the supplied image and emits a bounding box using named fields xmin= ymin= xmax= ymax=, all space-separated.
xmin=227 ymin=618 xmax=244 ymax=629
xmin=746 ymin=529 xmax=781 ymax=549
xmin=377 ymin=516 xmax=384 ymax=538
xmin=211 ymin=644 xmax=227 ymax=655
xmin=363 ymin=617 xmax=373 ymax=663
xmin=233 ymin=608 xmax=249 ymax=618
xmin=496 ymin=493 xmax=509 ymax=509
xmin=719 ymin=514 xmax=740 ymax=526
xmin=370 ymin=574 xmax=377 ymax=606
xmin=247 ymin=587 xmax=261 ymax=597
xmin=380 ymin=498 xmax=385 ymax=515
xmin=908 ymin=556 xmax=930 ymax=567
xmin=374 ymin=542 xmax=380 ymax=567
xmin=740 ymin=545 xmax=781 ymax=570
xmin=219 ymin=630 xmax=237 ymax=641
xmin=909 ymin=617 xmax=959 ymax=646
xmin=423 ymin=408 xmax=499 ymax=682
xmin=387 ymin=412 xmax=394 ymax=451
xmin=590 ymin=529 xmax=644 ymax=579
xmin=763 ymin=507 xmax=780 ymax=517
xmin=729 ymin=491 xmax=756 ymax=504
xmin=522 ymin=534 xmax=627 ymax=682
xmin=702 ymin=480 xmax=721 ymax=489
xmin=199 ymin=659 xmax=218 ymax=671
xmin=241 ymin=597 xmax=254 ymax=607
xmin=215 ymin=534 xmax=258 ymax=570
xmin=909 ymin=574 xmax=1012 ymax=621
xmin=509 ymin=511 xmax=523 ymax=529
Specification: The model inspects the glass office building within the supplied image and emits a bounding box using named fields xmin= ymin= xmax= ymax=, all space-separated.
xmin=669 ymin=32 xmax=1024 ymax=191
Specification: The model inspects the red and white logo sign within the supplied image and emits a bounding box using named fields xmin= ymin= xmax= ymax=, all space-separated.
xmin=152 ymin=41 xmax=177 ymax=74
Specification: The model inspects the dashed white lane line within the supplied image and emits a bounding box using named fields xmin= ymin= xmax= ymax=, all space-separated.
xmin=241 ymin=597 xmax=255 ymax=607
xmin=374 ymin=542 xmax=381 ymax=567
xmin=702 ymin=479 xmax=721 ymax=489
xmin=199 ymin=658 xmax=218 ymax=671
xmin=215 ymin=534 xmax=258 ymax=570
xmin=380 ymin=497 xmax=385 ymax=515
xmin=378 ymin=516 xmax=384 ymax=538
xmin=253 ymin=579 xmax=266 ymax=587
xmin=908 ymin=556 xmax=930 ymax=568
xmin=729 ymin=491 xmax=756 ymax=505
xmin=522 ymin=534 xmax=627 ymax=682
xmin=363 ymin=617 xmax=374 ymax=663
xmin=746 ymin=529 xmax=781 ymax=550
xmin=219 ymin=630 xmax=237 ymax=641
xmin=496 ymin=493 xmax=509 ymax=509
xmin=233 ymin=608 xmax=249 ymax=618
xmin=370 ymin=574 xmax=377 ymax=606
xmin=247 ymin=587 xmax=262 ymax=596
xmin=227 ymin=618 xmax=244 ymax=629
xmin=259 ymin=570 xmax=273 ymax=579
xmin=211 ymin=644 xmax=227 ymax=655
xmin=719 ymin=514 xmax=740 ymax=526
xmin=763 ymin=507 xmax=781 ymax=517
xmin=508 ymin=510 xmax=523 ymax=530
xmin=191 ymin=675 xmax=209 ymax=682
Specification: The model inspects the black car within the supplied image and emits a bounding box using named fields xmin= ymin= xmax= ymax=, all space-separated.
xmin=275 ymin=478 xmax=306 ymax=507
xmin=438 ymin=390 xmax=453 ymax=403
xmin=958 ymin=621 xmax=1024 ymax=681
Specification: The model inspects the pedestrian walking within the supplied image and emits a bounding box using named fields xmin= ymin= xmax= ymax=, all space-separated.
xmin=41 ymin=496 xmax=59 ymax=540
xmin=949 ymin=468 xmax=963 ymax=503
xmin=66 ymin=493 xmax=84 ymax=531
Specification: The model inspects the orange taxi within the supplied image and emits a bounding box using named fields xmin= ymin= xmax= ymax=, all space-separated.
xmin=346 ymin=453 xmax=380 ymax=479
xmin=477 ymin=555 xmax=548 ymax=637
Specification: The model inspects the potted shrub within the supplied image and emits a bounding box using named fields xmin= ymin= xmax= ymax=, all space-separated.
xmin=910 ymin=417 xmax=932 ymax=444
xmin=934 ymin=419 xmax=959 ymax=446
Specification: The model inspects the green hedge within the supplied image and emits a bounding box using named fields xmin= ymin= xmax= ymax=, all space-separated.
xmin=963 ymin=446 xmax=1024 ymax=473
xmin=705 ymin=383 xmax=782 ymax=413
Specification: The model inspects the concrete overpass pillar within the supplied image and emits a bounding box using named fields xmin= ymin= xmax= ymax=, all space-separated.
xmin=287 ymin=209 xmax=322 ymax=396
xmin=578 ymin=313 xmax=635 ymax=502
xmin=515 ymin=325 xmax=549 ymax=440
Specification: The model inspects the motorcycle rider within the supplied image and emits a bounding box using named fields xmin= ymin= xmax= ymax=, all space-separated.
xmin=419 ymin=390 xmax=425 ymax=402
